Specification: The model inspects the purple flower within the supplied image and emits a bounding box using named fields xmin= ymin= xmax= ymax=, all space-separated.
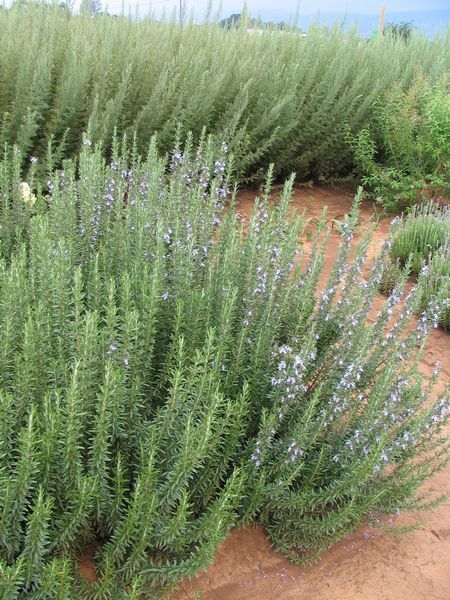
xmin=107 ymin=342 xmax=117 ymax=355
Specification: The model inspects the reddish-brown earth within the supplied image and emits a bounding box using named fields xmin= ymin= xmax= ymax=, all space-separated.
xmin=172 ymin=185 xmax=450 ymax=600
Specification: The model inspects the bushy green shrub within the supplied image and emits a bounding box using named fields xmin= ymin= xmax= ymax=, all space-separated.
xmin=0 ymin=139 xmax=448 ymax=597
xmin=418 ymin=247 xmax=450 ymax=330
xmin=391 ymin=202 xmax=449 ymax=275
xmin=352 ymin=75 xmax=450 ymax=211
xmin=0 ymin=3 xmax=448 ymax=183
xmin=380 ymin=203 xmax=449 ymax=329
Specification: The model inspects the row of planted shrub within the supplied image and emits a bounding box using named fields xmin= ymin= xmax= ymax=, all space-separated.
xmin=0 ymin=138 xmax=448 ymax=598
xmin=0 ymin=2 xmax=449 ymax=188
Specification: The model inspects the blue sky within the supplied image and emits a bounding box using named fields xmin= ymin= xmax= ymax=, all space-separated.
xmin=217 ymin=1 xmax=448 ymax=12
xmin=99 ymin=1 xmax=449 ymax=16
xmin=59 ymin=0 xmax=448 ymax=24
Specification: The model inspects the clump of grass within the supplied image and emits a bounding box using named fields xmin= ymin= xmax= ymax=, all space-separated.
xmin=388 ymin=202 xmax=449 ymax=328
xmin=0 ymin=139 xmax=447 ymax=597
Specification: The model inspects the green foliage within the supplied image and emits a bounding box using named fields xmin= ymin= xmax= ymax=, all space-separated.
xmin=352 ymin=74 xmax=450 ymax=211
xmin=384 ymin=21 xmax=414 ymax=42
xmin=391 ymin=202 xmax=449 ymax=275
xmin=0 ymin=4 xmax=448 ymax=183
xmin=418 ymin=246 xmax=450 ymax=330
xmin=388 ymin=203 xmax=449 ymax=329
xmin=0 ymin=139 xmax=448 ymax=596
xmin=219 ymin=12 xmax=289 ymax=31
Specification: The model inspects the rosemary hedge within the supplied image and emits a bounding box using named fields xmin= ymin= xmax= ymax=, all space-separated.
xmin=0 ymin=3 xmax=449 ymax=183
xmin=0 ymin=139 xmax=448 ymax=598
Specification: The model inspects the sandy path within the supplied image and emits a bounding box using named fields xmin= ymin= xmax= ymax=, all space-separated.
xmin=172 ymin=185 xmax=450 ymax=600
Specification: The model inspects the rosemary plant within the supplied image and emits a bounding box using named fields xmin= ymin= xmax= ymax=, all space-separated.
xmin=0 ymin=139 xmax=448 ymax=597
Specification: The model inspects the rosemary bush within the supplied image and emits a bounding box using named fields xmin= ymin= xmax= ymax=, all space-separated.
xmin=0 ymin=3 xmax=449 ymax=183
xmin=0 ymin=139 xmax=448 ymax=598
xmin=391 ymin=202 xmax=450 ymax=275
xmin=390 ymin=202 xmax=449 ymax=329
xmin=418 ymin=248 xmax=450 ymax=331
xmin=391 ymin=202 xmax=449 ymax=275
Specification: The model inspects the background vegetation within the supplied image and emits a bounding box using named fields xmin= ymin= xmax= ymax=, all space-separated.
xmin=0 ymin=3 xmax=448 ymax=596
xmin=352 ymin=74 xmax=449 ymax=211
xmin=0 ymin=2 xmax=448 ymax=188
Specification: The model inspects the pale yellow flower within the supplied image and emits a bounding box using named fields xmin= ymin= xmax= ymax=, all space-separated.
xmin=19 ymin=182 xmax=36 ymax=208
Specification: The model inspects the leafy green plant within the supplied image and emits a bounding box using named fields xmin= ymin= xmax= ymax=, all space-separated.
xmin=352 ymin=75 xmax=450 ymax=211
xmin=0 ymin=139 xmax=448 ymax=597
xmin=388 ymin=202 xmax=449 ymax=329
xmin=383 ymin=21 xmax=414 ymax=43
xmin=418 ymin=247 xmax=450 ymax=330
xmin=391 ymin=202 xmax=449 ymax=275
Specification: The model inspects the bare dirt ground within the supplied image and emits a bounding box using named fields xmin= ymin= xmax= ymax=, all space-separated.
xmin=172 ymin=185 xmax=450 ymax=600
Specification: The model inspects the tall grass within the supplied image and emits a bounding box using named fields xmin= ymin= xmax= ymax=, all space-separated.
xmin=0 ymin=3 xmax=448 ymax=182
xmin=0 ymin=138 xmax=448 ymax=597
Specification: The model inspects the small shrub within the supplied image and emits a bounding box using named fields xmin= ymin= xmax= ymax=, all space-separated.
xmin=0 ymin=140 xmax=448 ymax=597
xmin=391 ymin=202 xmax=449 ymax=275
xmin=389 ymin=203 xmax=449 ymax=329
xmin=418 ymin=248 xmax=450 ymax=330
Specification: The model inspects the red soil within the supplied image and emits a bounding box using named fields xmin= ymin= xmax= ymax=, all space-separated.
xmin=173 ymin=185 xmax=450 ymax=600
